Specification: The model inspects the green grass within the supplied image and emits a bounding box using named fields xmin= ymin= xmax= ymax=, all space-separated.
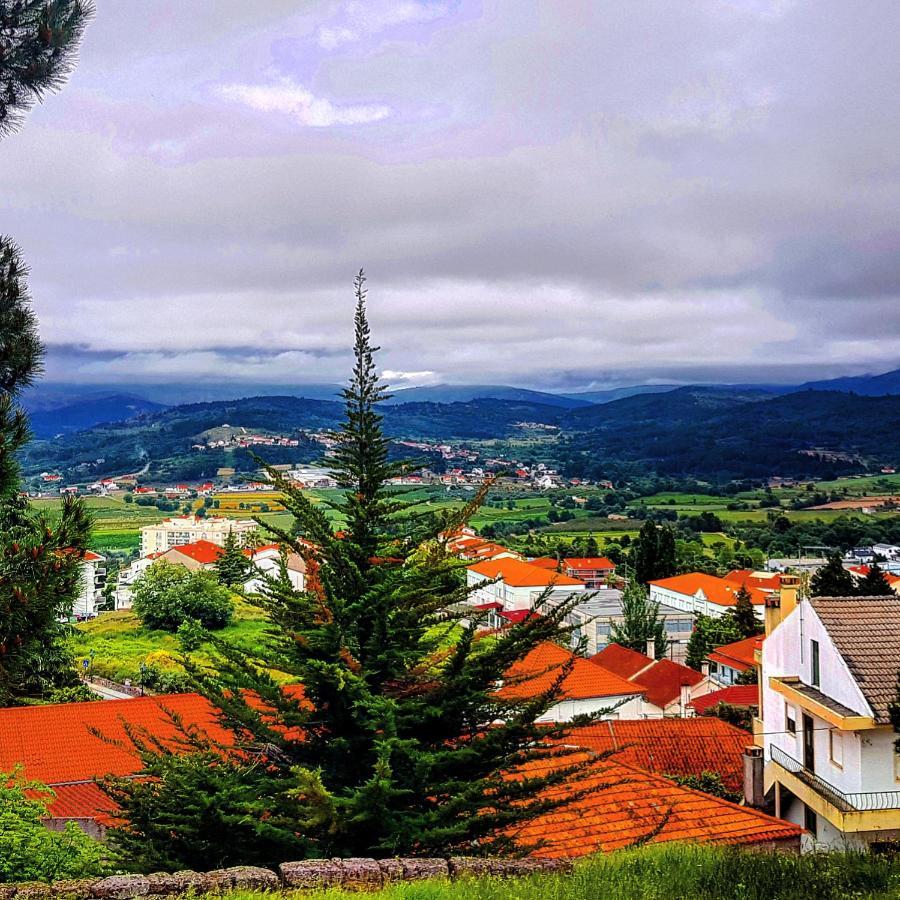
xmin=70 ymin=599 xmax=273 ymax=685
xmin=214 ymin=845 xmax=899 ymax=900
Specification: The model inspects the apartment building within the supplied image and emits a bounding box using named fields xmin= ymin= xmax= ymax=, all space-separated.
xmin=140 ymin=515 xmax=257 ymax=556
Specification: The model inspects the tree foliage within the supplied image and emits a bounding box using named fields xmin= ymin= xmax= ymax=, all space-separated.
xmin=855 ymin=559 xmax=893 ymax=596
xmin=685 ymin=614 xmax=742 ymax=671
xmin=0 ymin=767 xmax=108 ymax=883
xmin=809 ymin=552 xmax=856 ymax=598
xmin=631 ymin=522 xmax=677 ymax=585
xmin=106 ymin=272 xmax=605 ymax=871
xmin=132 ymin=564 xmax=234 ymax=632
xmin=213 ymin=530 xmax=251 ymax=588
xmin=609 ymin=578 xmax=668 ymax=659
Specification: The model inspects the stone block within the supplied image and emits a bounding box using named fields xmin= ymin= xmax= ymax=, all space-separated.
xmin=278 ymin=860 xmax=344 ymax=890
xmin=90 ymin=877 xmax=150 ymax=900
xmin=399 ymin=859 xmax=449 ymax=881
xmin=48 ymin=881 xmax=97 ymax=900
xmin=376 ymin=860 xmax=404 ymax=883
xmin=338 ymin=859 xmax=382 ymax=891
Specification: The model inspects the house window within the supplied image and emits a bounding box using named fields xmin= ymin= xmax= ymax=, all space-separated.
xmin=785 ymin=703 xmax=796 ymax=735
xmin=811 ymin=640 xmax=820 ymax=687
xmin=894 ymin=751 xmax=900 ymax=783
xmin=804 ymin=804 xmax=818 ymax=838
xmin=829 ymin=730 xmax=843 ymax=768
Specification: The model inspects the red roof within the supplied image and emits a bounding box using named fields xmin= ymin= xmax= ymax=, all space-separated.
xmin=723 ymin=570 xmax=782 ymax=592
xmin=468 ymin=558 xmax=584 ymax=588
xmin=707 ymin=635 xmax=762 ymax=672
xmin=165 ymin=540 xmax=224 ymax=566
xmin=631 ymin=658 xmax=704 ymax=710
xmin=510 ymin=752 xmax=801 ymax=857
xmin=691 ymin=685 xmax=761 ymax=715
xmin=528 ymin=557 xmax=561 ymax=570
xmin=563 ymin=557 xmax=615 ymax=571
xmin=500 ymin=643 xmax=643 ymax=702
xmin=649 ymin=573 xmax=767 ymax=607
xmin=83 ymin=551 xmax=104 ymax=562
xmin=590 ymin=643 xmax=653 ymax=680
xmin=561 ymin=718 xmax=752 ymax=792
xmin=498 ymin=609 xmax=542 ymax=624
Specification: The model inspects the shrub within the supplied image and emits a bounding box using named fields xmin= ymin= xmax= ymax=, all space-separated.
xmin=132 ymin=564 xmax=234 ymax=632
xmin=0 ymin=768 xmax=109 ymax=883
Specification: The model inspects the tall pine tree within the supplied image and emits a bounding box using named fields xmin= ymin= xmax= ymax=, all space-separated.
xmin=609 ymin=577 xmax=668 ymax=659
xmin=810 ymin=552 xmax=856 ymax=597
xmin=105 ymin=272 xmax=606 ymax=871
xmin=632 ymin=521 xmax=677 ymax=585
xmin=0 ymin=0 xmax=93 ymax=705
xmin=855 ymin=559 xmax=893 ymax=596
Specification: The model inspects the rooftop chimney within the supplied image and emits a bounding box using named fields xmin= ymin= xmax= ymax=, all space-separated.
xmin=679 ymin=682 xmax=692 ymax=717
xmin=743 ymin=745 xmax=765 ymax=808
xmin=646 ymin=638 xmax=656 ymax=659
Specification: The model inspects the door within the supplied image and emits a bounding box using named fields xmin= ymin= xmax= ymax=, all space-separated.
xmin=802 ymin=714 xmax=815 ymax=773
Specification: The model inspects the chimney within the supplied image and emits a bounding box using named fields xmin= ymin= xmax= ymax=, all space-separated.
xmin=646 ymin=638 xmax=656 ymax=659
xmin=743 ymin=745 xmax=766 ymax=808
xmin=679 ymin=682 xmax=692 ymax=717
xmin=766 ymin=574 xmax=801 ymax=637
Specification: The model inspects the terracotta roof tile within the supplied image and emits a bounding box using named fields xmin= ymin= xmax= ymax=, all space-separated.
xmin=468 ymin=558 xmax=585 ymax=588
xmin=590 ymin=643 xmax=654 ymax=680
xmin=563 ymin=557 xmax=615 ymax=571
xmin=631 ymin=659 xmax=704 ymax=709
xmin=809 ymin=595 xmax=900 ymax=723
xmin=690 ymin=685 xmax=760 ymax=714
xmin=560 ymin=718 xmax=752 ymax=792
xmin=509 ymin=752 xmax=801 ymax=857
xmin=649 ymin=573 xmax=767 ymax=607
xmin=500 ymin=643 xmax=643 ymax=702
xmin=706 ymin=635 xmax=762 ymax=672
xmin=164 ymin=540 xmax=224 ymax=566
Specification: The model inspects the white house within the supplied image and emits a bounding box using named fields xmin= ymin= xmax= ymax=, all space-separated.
xmin=649 ymin=572 xmax=765 ymax=621
xmin=499 ymin=642 xmax=648 ymax=723
xmin=243 ymin=544 xmax=306 ymax=593
xmin=140 ymin=516 xmax=257 ymax=556
xmin=466 ymin=558 xmax=586 ymax=612
xmin=761 ymin=589 xmax=900 ymax=850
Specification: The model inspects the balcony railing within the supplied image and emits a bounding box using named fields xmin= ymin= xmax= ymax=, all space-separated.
xmin=770 ymin=744 xmax=900 ymax=812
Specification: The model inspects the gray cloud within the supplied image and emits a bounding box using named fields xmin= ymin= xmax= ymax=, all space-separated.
xmin=1 ymin=0 xmax=898 ymax=391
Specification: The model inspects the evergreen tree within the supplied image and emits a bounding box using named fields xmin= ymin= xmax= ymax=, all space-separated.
xmin=855 ymin=559 xmax=893 ymax=596
xmin=685 ymin=614 xmax=742 ymax=671
xmin=0 ymin=3 xmax=93 ymax=703
xmin=810 ymin=552 xmax=856 ymax=597
xmin=105 ymin=273 xmax=605 ymax=871
xmin=609 ymin=577 xmax=668 ymax=659
xmin=730 ymin=585 xmax=761 ymax=639
xmin=632 ymin=521 xmax=677 ymax=585
xmin=214 ymin=530 xmax=251 ymax=588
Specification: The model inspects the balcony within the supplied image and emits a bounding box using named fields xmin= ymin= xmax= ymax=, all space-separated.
xmin=770 ymin=744 xmax=900 ymax=813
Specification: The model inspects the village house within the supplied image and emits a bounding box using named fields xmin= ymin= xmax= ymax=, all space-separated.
xmin=590 ymin=643 xmax=713 ymax=717
xmin=705 ymin=634 xmax=763 ymax=687
xmin=466 ymin=557 xmax=586 ymax=612
xmin=648 ymin=572 xmax=767 ymax=620
xmin=759 ymin=582 xmax=900 ymax=850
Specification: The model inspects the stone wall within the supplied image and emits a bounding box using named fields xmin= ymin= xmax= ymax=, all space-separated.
xmin=0 ymin=857 xmax=574 ymax=898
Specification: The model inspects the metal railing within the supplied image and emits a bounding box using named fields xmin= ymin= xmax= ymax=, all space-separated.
xmin=770 ymin=744 xmax=900 ymax=812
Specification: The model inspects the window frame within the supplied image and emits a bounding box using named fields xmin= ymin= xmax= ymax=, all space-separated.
xmin=785 ymin=702 xmax=797 ymax=735
xmin=811 ymin=639 xmax=820 ymax=687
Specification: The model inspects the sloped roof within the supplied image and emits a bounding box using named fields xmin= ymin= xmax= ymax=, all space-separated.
xmin=528 ymin=557 xmax=561 ymax=570
xmin=649 ymin=573 xmax=767 ymax=607
xmin=631 ymin=659 xmax=704 ymax=709
xmin=510 ymin=752 xmax=801 ymax=857
xmin=706 ymin=635 xmax=762 ymax=672
xmin=500 ymin=643 xmax=643 ymax=702
xmin=723 ymin=570 xmax=782 ymax=592
xmin=809 ymin=595 xmax=900 ymax=723
xmin=590 ymin=643 xmax=654 ymax=680
xmin=164 ymin=540 xmax=224 ymax=566
xmin=561 ymin=718 xmax=751 ymax=792
xmin=690 ymin=684 xmax=760 ymax=715
xmin=563 ymin=557 xmax=615 ymax=571
xmin=468 ymin=558 xmax=585 ymax=588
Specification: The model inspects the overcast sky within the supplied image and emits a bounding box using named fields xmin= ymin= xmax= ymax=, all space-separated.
xmin=3 ymin=0 xmax=899 ymax=392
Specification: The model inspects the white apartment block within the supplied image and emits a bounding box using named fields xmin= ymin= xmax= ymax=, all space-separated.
xmin=71 ymin=551 xmax=105 ymax=619
xmin=140 ymin=516 xmax=257 ymax=556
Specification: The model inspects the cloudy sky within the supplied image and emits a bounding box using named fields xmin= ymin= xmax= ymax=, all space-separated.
xmin=3 ymin=0 xmax=899 ymax=392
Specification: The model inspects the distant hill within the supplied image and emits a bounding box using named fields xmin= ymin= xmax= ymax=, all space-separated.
xmin=560 ymin=384 xmax=681 ymax=404
xmin=798 ymin=367 xmax=900 ymax=396
xmin=384 ymin=383 xmax=589 ymax=408
xmin=21 ymin=391 xmax=166 ymax=438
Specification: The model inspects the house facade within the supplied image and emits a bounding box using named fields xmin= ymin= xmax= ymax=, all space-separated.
xmin=466 ymin=558 xmax=586 ymax=612
xmin=140 ymin=516 xmax=257 ymax=555
xmin=649 ymin=572 xmax=766 ymax=620
xmin=760 ymin=589 xmax=900 ymax=850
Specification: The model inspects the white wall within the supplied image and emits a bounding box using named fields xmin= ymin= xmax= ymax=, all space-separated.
xmin=536 ymin=692 xmax=645 ymax=723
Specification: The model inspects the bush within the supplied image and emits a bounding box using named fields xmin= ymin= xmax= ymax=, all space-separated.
xmin=132 ymin=564 xmax=234 ymax=632
xmin=0 ymin=768 xmax=109 ymax=883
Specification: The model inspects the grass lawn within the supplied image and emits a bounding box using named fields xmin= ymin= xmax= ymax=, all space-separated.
xmin=70 ymin=598 xmax=273 ymax=685
xmin=215 ymin=845 xmax=898 ymax=900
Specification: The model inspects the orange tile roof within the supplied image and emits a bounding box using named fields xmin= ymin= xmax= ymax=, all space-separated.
xmin=468 ymin=558 xmax=585 ymax=588
xmin=0 ymin=694 xmax=232 ymax=786
xmin=724 ymin=569 xmax=782 ymax=592
xmin=590 ymin=643 xmax=653 ymax=679
xmin=509 ymin=752 xmax=801 ymax=857
xmin=500 ymin=643 xmax=643 ymax=702
xmin=631 ymin=658 xmax=704 ymax=709
xmin=649 ymin=573 xmax=767 ymax=607
xmin=528 ymin=557 xmax=561 ymax=570
xmin=690 ymin=685 xmax=760 ymax=715
xmin=165 ymin=540 xmax=224 ymax=566
xmin=563 ymin=557 xmax=615 ymax=571
xmin=707 ymin=635 xmax=762 ymax=672
xmin=561 ymin=718 xmax=752 ymax=792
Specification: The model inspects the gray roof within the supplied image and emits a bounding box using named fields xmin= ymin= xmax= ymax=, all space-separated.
xmin=809 ymin=595 xmax=900 ymax=724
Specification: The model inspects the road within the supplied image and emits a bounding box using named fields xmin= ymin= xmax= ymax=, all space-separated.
xmin=87 ymin=681 xmax=139 ymax=700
